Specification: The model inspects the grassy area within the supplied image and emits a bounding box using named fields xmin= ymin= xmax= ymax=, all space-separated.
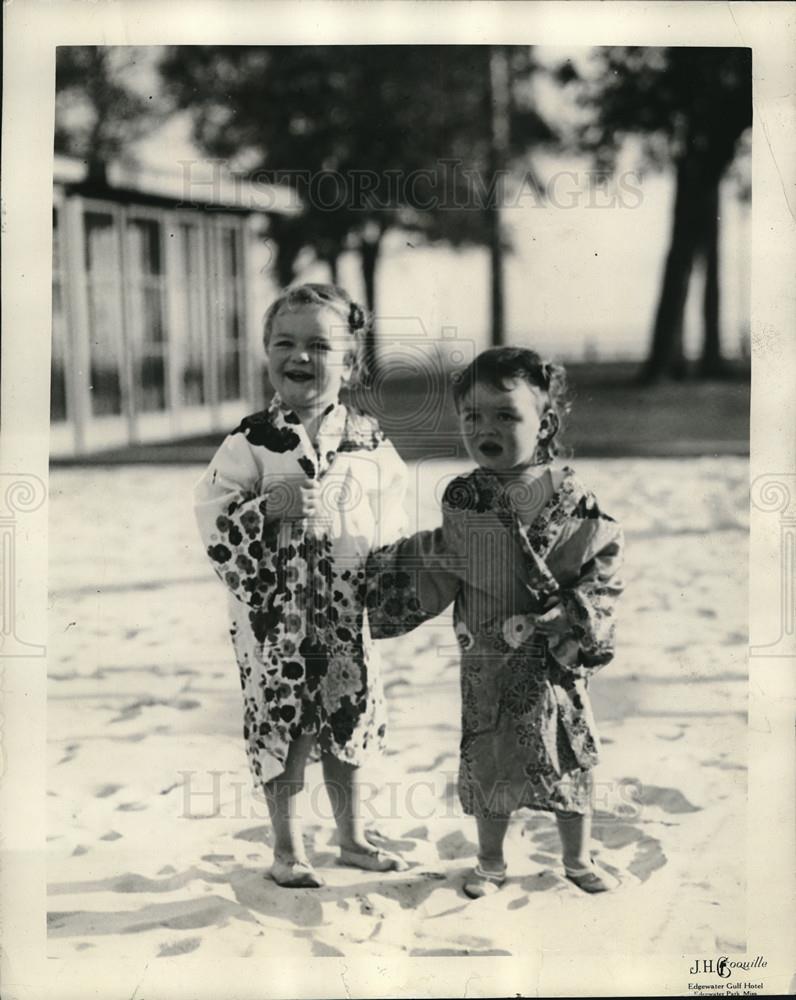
xmin=53 ymin=361 xmax=750 ymax=465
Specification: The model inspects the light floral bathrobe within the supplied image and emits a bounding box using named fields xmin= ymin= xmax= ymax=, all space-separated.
xmin=367 ymin=466 xmax=624 ymax=817
xmin=194 ymin=394 xmax=407 ymax=785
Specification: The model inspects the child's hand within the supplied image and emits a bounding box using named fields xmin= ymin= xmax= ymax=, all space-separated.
xmin=532 ymin=604 xmax=569 ymax=636
xmin=263 ymin=477 xmax=332 ymax=532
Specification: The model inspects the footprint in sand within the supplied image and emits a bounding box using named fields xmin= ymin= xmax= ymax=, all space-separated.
xmin=700 ymin=759 xmax=746 ymax=771
xmin=157 ymin=936 xmax=202 ymax=957
xmin=636 ymin=784 xmax=700 ymax=814
xmin=626 ymin=839 xmax=667 ymax=882
xmin=111 ymin=697 xmax=201 ymax=724
xmin=592 ymin=821 xmax=667 ymax=883
xmin=116 ymin=802 xmax=147 ymax=812
xmin=232 ymin=825 xmax=273 ymax=846
xmin=99 ymin=831 xmax=123 ymax=842
xmin=56 ymin=743 xmax=80 ymax=766
xmin=402 ymin=825 xmax=429 ymax=840
xmin=312 ymin=940 xmax=344 ymax=956
xmin=435 ymin=830 xmax=478 ymax=860
xmin=518 ymin=871 xmax=562 ymax=893
xmin=95 ymin=784 xmax=122 ymax=798
xmin=411 ymin=947 xmax=512 ymax=957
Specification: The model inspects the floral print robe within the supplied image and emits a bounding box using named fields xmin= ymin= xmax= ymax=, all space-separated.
xmin=194 ymin=394 xmax=407 ymax=785
xmin=367 ymin=466 xmax=624 ymax=817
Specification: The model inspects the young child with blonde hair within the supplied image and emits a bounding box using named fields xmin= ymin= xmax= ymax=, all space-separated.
xmin=195 ymin=283 xmax=409 ymax=888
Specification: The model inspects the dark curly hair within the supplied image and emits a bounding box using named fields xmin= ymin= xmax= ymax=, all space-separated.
xmin=451 ymin=346 xmax=571 ymax=464
xmin=263 ymin=283 xmax=370 ymax=385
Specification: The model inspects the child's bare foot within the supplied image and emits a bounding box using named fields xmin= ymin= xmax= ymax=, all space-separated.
xmin=340 ymin=831 xmax=409 ymax=872
xmin=338 ymin=838 xmax=408 ymax=872
xmin=270 ymin=853 xmax=325 ymax=888
xmin=463 ymin=863 xmax=507 ymax=899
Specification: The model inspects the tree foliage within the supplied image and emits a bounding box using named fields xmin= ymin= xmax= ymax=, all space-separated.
xmin=159 ymin=46 xmax=555 ymax=368
xmin=561 ymin=46 xmax=752 ymax=379
xmin=55 ymin=47 xmax=167 ymax=185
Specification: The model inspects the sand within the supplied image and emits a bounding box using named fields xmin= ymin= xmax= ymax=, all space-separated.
xmin=46 ymin=457 xmax=748 ymax=962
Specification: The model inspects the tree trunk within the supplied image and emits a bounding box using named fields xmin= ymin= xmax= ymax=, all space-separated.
xmin=327 ymin=254 xmax=339 ymax=286
xmin=698 ymin=177 xmax=728 ymax=378
xmin=488 ymin=46 xmax=510 ymax=347
xmin=642 ymin=158 xmax=705 ymax=382
xmin=360 ymin=235 xmax=380 ymax=383
xmin=86 ymin=155 xmax=109 ymax=187
xmin=488 ymin=197 xmax=505 ymax=348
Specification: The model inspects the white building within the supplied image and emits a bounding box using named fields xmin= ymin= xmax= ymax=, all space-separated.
xmin=51 ymin=156 xmax=286 ymax=457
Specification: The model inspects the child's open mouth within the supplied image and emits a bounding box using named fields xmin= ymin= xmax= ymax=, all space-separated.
xmin=479 ymin=441 xmax=503 ymax=458
xmin=284 ymin=371 xmax=314 ymax=383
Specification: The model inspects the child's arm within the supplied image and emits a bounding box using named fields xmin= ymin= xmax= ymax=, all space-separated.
xmin=366 ymin=477 xmax=465 ymax=638
xmin=536 ymin=519 xmax=625 ymax=679
xmin=194 ymin=433 xmax=294 ymax=606
xmin=368 ymin=439 xmax=409 ymax=548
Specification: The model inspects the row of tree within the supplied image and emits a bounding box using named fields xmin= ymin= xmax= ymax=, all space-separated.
xmin=56 ymin=45 xmax=752 ymax=381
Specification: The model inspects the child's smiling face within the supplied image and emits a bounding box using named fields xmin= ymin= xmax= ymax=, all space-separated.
xmin=458 ymin=377 xmax=547 ymax=473
xmin=266 ymin=305 xmax=354 ymax=416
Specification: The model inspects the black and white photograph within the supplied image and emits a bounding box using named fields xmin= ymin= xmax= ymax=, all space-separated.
xmin=1 ymin=2 xmax=794 ymax=998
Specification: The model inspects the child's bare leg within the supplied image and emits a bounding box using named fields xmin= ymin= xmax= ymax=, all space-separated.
xmin=462 ymin=815 xmax=509 ymax=898
xmin=556 ymin=809 xmax=592 ymax=871
xmin=322 ymin=754 xmax=407 ymax=871
xmin=264 ymin=734 xmax=315 ymax=864
xmin=556 ymin=809 xmax=616 ymax=892
xmin=321 ymin=753 xmax=367 ymax=852
xmin=475 ymin=815 xmax=510 ymax=871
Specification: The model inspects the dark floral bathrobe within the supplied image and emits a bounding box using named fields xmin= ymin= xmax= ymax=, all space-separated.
xmin=194 ymin=394 xmax=407 ymax=786
xmin=367 ymin=466 xmax=624 ymax=817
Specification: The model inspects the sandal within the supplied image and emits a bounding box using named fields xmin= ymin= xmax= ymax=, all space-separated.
xmin=338 ymin=846 xmax=408 ymax=872
xmin=463 ymin=864 xmax=506 ymax=899
xmin=564 ymin=860 xmax=618 ymax=894
xmin=269 ymin=857 xmax=325 ymax=889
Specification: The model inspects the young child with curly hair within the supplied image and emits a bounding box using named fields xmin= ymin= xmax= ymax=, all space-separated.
xmin=369 ymin=346 xmax=624 ymax=898
xmin=195 ymin=283 xmax=409 ymax=887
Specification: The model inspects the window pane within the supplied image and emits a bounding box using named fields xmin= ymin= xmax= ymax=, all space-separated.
xmin=221 ymin=228 xmax=238 ymax=279
xmin=126 ymin=217 xmax=167 ymax=412
xmin=128 ymin=219 xmax=163 ymax=276
xmin=220 ymin=348 xmax=241 ymax=401
xmin=87 ymin=281 xmax=123 ymax=416
xmin=84 ymin=211 xmax=124 ymax=417
xmin=217 ymin=227 xmax=243 ymax=402
xmin=84 ymin=212 xmax=119 ymax=274
xmin=51 ymin=282 xmax=68 ymax=422
xmin=51 ymin=208 xmax=67 ymax=422
xmin=178 ymin=223 xmax=205 ymax=406
xmin=135 ymin=354 xmax=167 ymax=412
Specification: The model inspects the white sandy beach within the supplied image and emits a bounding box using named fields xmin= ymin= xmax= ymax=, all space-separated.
xmin=46 ymin=457 xmax=748 ymax=961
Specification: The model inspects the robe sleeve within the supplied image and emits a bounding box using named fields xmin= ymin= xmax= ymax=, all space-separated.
xmin=365 ymin=479 xmax=464 ymax=638
xmin=194 ymin=433 xmax=279 ymax=607
xmin=368 ymin=439 xmax=409 ymax=547
xmin=547 ymin=519 xmax=625 ymax=679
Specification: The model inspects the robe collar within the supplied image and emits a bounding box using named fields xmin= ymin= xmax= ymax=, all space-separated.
xmin=267 ymin=392 xmax=348 ymax=479
xmin=472 ymin=465 xmax=586 ymax=591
